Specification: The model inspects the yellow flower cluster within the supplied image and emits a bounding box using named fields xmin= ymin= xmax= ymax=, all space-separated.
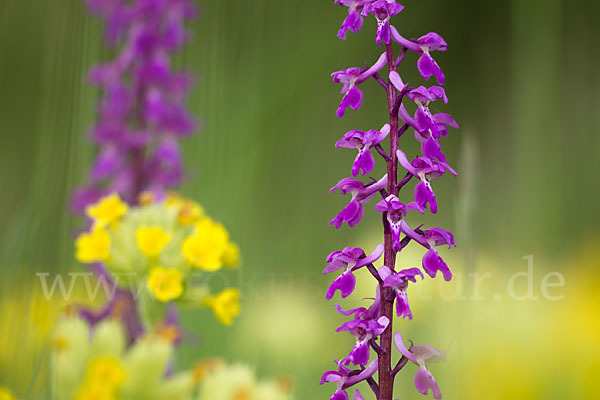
xmin=75 ymin=356 xmax=126 ymax=400
xmin=74 ymin=193 xmax=242 ymax=326
xmin=197 ymin=362 xmax=293 ymax=400
xmin=51 ymin=317 xmax=196 ymax=400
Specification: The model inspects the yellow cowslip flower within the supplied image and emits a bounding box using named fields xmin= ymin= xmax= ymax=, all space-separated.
xmin=147 ymin=266 xmax=184 ymax=302
xmin=204 ymin=288 xmax=241 ymax=326
xmin=0 ymin=387 xmax=16 ymax=400
xmin=135 ymin=226 xmax=172 ymax=257
xmin=178 ymin=199 xmax=205 ymax=225
xmin=181 ymin=218 xmax=229 ymax=271
xmin=85 ymin=356 xmax=126 ymax=389
xmin=85 ymin=193 xmax=128 ymax=227
xmin=75 ymin=383 xmax=115 ymax=400
xmin=75 ymin=226 xmax=111 ymax=263
xmin=222 ymin=242 xmax=240 ymax=268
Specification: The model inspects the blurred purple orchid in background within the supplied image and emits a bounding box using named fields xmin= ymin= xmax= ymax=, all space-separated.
xmin=72 ymin=0 xmax=197 ymax=346
xmin=73 ymin=0 xmax=197 ymax=212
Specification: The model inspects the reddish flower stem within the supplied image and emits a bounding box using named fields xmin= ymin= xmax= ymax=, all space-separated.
xmin=378 ymin=40 xmax=400 ymax=400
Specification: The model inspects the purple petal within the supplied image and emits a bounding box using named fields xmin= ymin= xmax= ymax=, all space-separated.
xmin=389 ymin=26 xmax=421 ymax=53
xmin=415 ymin=180 xmax=437 ymax=214
xmin=320 ymin=370 xmax=343 ymax=384
xmin=326 ymin=270 xmax=357 ymax=300
xmin=356 ymin=243 xmax=385 ymax=267
xmin=337 ymin=8 xmax=364 ymax=40
xmin=342 ymin=358 xmax=378 ymax=388
xmin=433 ymin=112 xmax=459 ymax=130
xmin=422 ymin=248 xmax=452 ymax=281
xmin=337 ymin=86 xmax=363 ymax=118
xmin=422 ymin=137 xmax=446 ymax=162
xmin=395 ymin=289 xmax=413 ymax=319
xmin=400 ymin=220 xmax=429 ymax=248
xmin=393 ymin=332 xmax=417 ymax=363
xmin=424 ymin=228 xmax=456 ymax=248
xmin=331 ymin=390 xmax=349 ymax=400
xmin=335 ymin=304 xmax=368 ymax=318
xmin=353 ymin=149 xmax=375 ymax=176
xmin=389 ymin=71 xmax=406 ymax=91
xmin=414 ymin=366 xmax=442 ymax=399
xmin=418 ymin=32 xmax=447 ymax=52
xmin=396 ymin=149 xmax=417 ymax=175
xmin=417 ymin=53 xmax=445 ymax=85
xmin=330 ymin=177 xmax=364 ymax=195
xmin=348 ymin=340 xmax=370 ymax=366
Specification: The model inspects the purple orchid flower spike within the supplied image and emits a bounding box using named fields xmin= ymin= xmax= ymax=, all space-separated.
xmin=335 ymin=0 xmax=368 ymax=40
xmin=374 ymin=194 xmax=428 ymax=250
xmin=73 ymin=0 xmax=198 ymax=211
xmin=336 ymin=124 xmax=390 ymax=176
xmin=362 ymin=1 xmax=404 ymax=46
xmin=320 ymin=358 xmax=379 ymax=400
xmin=324 ymin=244 xmax=384 ymax=299
xmin=327 ymin=2 xmax=458 ymax=398
xmin=337 ymin=315 xmax=389 ymax=366
xmin=397 ymin=149 xmax=457 ymax=214
xmin=330 ymin=174 xmax=388 ymax=228
xmin=380 ymin=265 xmax=423 ymax=319
xmin=394 ymin=333 xmax=446 ymax=399
xmin=391 ymin=26 xmax=447 ymax=84
xmin=332 ymin=53 xmax=387 ymax=118
xmin=421 ymin=228 xmax=456 ymax=281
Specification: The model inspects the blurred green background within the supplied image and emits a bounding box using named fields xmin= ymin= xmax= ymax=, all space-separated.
xmin=1 ymin=0 xmax=599 ymax=399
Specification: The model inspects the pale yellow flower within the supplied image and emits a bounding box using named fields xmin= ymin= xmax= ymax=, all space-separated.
xmin=136 ymin=226 xmax=172 ymax=257
xmin=222 ymin=242 xmax=240 ymax=268
xmin=75 ymin=226 xmax=111 ymax=263
xmin=147 ymin=266 xmax=184 ymax=302
xmin=204 ymin=288 xmax=241 ymax=326
xmin=85 ymin=193 xmax=128 ymax=226
xmin=182 ymin=218 xmax=229 ymax=271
